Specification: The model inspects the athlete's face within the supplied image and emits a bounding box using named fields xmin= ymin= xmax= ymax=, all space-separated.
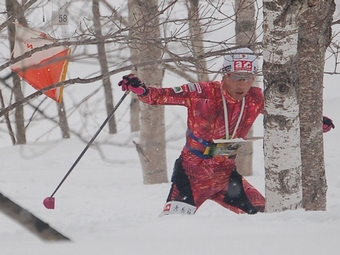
xmin=222 ymin=72 xmax=255 ymax=100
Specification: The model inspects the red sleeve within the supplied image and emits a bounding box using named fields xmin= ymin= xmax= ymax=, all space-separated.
xmin=138 ymin=82 xmax=217 ymax=106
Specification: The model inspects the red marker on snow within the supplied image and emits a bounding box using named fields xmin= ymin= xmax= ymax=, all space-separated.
xmin=43 ymin=197 xmax=55 ymax=209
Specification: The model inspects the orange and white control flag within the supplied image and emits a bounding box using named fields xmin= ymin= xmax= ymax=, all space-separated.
xmin=10 ymin=24 xmax=70 ymax=103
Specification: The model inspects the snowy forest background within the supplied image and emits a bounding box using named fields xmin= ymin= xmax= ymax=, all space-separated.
xmin=0 ymin=1 xmax=340 ymax=254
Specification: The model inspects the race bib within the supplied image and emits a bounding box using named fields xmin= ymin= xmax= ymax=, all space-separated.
xmin=160 ymin=201 xmax=196 ymax=216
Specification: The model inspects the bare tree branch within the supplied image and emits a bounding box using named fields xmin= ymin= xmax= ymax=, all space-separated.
xmin=0 ymin=0 xmax=38 ymax=32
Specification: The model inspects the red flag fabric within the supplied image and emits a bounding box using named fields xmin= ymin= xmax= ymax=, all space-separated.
xmin=10 ymin=24 xmax=70 ymax=103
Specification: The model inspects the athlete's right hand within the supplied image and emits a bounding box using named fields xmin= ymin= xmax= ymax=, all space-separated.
xmin=118 ymin=74 xmax=148 ymax=96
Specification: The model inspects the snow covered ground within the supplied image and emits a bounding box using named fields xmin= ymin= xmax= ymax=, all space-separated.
xmin=0 ymin=77 xmax=339 ymax=255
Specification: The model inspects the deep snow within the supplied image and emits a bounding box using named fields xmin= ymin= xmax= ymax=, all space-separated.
xmin=0 ymin=78 xmax=339 ymax=255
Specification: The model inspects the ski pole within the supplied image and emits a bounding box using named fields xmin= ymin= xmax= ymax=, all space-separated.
xmin=43 ymin=91 xmax=130 ymax=209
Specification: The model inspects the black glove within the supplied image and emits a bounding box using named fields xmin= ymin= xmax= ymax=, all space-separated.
xmin=118 ymin=74 xmax=148 ymax=96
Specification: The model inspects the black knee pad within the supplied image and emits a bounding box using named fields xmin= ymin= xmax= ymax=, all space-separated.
xmin=223 ymin=169 xmax=258 ymax=214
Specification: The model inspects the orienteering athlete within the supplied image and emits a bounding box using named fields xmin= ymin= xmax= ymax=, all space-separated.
xmin=118 ymin=47 xmax=335 ymax=215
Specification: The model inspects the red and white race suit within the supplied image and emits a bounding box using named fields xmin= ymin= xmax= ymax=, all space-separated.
xmin=139 ymin=81 xmax=265 ymax=214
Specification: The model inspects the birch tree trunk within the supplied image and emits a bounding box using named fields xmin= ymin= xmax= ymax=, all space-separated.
xmin=186 ymin=0 xmax=209 ymax=81
xmin=92 ymin=0 xmax=117 ymax=134
xmin=128 ymin=0 xmax=141 ymax=132
xmin=298 ymin=0 xmax=335 ymax=211
xmin=234 ymin=0 xmax=257 ymax=176
xmin=262 ymin=0 xmax=304 ymax=212
xmin=235 ymin=0 xmax=257 ymax=46
xmin=128 ymin=0 xmax=168 ymax=184
xmin=6 ymin=0 xmax=26 ymax=144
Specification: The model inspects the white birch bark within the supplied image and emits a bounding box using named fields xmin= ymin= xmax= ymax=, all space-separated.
xmin=262 ymin=0 xmax=305 ymax=212
xmin=128 ymin=0 xmax=168 ymax=184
